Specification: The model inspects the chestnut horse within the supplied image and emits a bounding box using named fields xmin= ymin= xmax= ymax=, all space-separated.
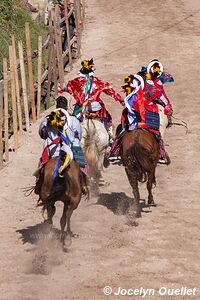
xmin=37 ymin=157 xmax=88 ymax=249
xmin=120 ymin=129 xmax=159 ymax=217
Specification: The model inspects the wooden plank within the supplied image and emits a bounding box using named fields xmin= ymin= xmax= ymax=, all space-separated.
xmin=18 ymin=40 xmax=30 ymax=132
xmin=37 ymin=36 xmax=43 ymax=119
xmin=3 ymin=59 xmax=9 ymax=162
xmin=25 ymin=22 xmax=36 ymax=123
xmin=64 ymin=0 xmax=72 ymax=67
xmin=9 ymin=46 xmax=18 ymax=150
xmin=12 ymin=35 xmax=23 ymax=134
xmin=60 ymin=6 xmax=73 ymax=24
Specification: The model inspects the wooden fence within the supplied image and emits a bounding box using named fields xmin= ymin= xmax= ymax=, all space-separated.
xmin=0 ymin=0 xmax=84 ymax=169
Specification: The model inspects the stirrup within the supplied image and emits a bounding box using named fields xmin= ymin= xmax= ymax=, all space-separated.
xmin=158 ymin=158 xmax=167 ymax=164
xmin=108 ymin=155 xmax=121 ymax=162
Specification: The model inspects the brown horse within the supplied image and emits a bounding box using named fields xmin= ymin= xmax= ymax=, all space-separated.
xmin=120 ymin=129 xmax=159 ymax=217
xmin=37 ymin=157 xmax=89 ymax=249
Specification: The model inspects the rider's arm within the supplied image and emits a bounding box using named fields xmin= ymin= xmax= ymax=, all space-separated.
xmin=65 ymin=79 xmax=84 ymax=106
xmin=102 ymin=81 xmax=124 ymax=104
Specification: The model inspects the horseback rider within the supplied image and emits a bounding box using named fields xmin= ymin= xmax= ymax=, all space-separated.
xmin=121 ymin=74 xmax=146 ymax=131
xmin=143 ymin=59 xmax=174 ymax=118
xmin=141 ymin=59 xmax=174 ymax=163
xmin=38 ymin=96 xmax=85 ymax=177
xmin=109 ymin=72 xmax=169 ymax=164
xmin=58 ymin=58 xmax=124 ymax=142
xmin=108 ymin=74 xmax=147 ymax=161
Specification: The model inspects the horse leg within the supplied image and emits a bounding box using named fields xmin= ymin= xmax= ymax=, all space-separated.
xmin=42 ymin=204 xmax=56 ymax=235
xmin=60 ymin=202 xmax=75 ymax=249
xmin=44 ymin=205 xmax=56 ymax=231
xmin=60 ymin=202 xmax=68 ymax=246
xmin=66 ymin=205 xmax=74 ymax=237
xmin=147 ymin=168 xmax=156 ymax=206
xmin=125 ymin=168 xmax=141 ymax=218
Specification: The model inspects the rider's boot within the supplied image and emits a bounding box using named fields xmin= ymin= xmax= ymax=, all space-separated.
xmin=158 ymin=138 xmax=170 ymax=165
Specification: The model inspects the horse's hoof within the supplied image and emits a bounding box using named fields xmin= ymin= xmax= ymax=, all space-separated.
xmin=62 ymin=245 xmax=70 ymax=253
xmin=148 ymin=201 xmax=157 ymax=207
xmin=71 ymin=232 xmax=79 ymax=238
xmin=62 ymin=234 xmax=72 ymax=247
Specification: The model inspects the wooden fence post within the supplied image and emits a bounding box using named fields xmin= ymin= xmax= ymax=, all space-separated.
xmin=74 ymin=0 xmax=81 ymax=58
xmin=3 ymin=59 xmax=9 ymax=162
xmin=37 ymin=36 xmax=42 ymax=119
xmin=47 ymin=11 xmax=55 ymax=104
xmin=12 ymin=35 xmax=23 ymax=135
xmin=64 ymin=0 xmax=72 ymax=67
xmin=9 ymin=46 xmax=18 ymax=150
xmin=0 ymin=100 xmax=3 ymax=168
xmin=18 ymin=41 xmax=30 ymax=132
xmin=25 ymin=22 xmax=36 ymax=123
xmin=53 ymin=6 xmax=65 ymax=86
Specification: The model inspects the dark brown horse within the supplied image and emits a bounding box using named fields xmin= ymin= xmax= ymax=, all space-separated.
xmin=37 ymin=157 xmax=89 ymax=249
xmin=120 ymin=129 xmax=159 ymax=217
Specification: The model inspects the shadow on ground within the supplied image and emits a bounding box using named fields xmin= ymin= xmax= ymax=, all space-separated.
xmin=97 ymin=192 xmax=151 ymax=215
xmin=16 ymin=223 xmax=61 ymax=245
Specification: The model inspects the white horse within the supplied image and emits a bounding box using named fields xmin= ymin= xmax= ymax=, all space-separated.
xmin=81 ymin=119 xmax=109 ymax=182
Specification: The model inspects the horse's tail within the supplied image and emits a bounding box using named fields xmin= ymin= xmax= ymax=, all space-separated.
xmin=127 ymin=143 xmax=154 ymax=183
xmin=38 ymin=175 xmax=69 ymax=212
xmin=84 ymin=121 xmax=102 ymax=178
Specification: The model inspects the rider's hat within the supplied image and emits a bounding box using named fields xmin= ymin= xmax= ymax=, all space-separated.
xmin=132 ymin=74 xmax=145 ymax=90
xmin=122 ymin=74 xmax=144 ymax=94
xmin=80 ymin=58 xmax=95 ymax=74
xmin=147 ymin=59 xmax=163 ymax=77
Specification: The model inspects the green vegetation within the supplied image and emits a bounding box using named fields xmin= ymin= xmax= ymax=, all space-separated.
xmin=0 ymin=0 xmax=48 ymax=77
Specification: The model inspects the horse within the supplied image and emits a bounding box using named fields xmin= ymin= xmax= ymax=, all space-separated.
xmin=81 ymin=118 xmax=110 ymax=191
xmin=120 ymin=128 xmax=159 ymax=218
xmin=36 ymin=157 xmax=89 ymax=250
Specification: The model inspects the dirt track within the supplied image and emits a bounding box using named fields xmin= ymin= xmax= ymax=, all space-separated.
xmin=1 ymin=0 xmax=200 ymax=299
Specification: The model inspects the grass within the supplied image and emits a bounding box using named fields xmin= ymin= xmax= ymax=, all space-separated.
xmin=0 ymin=0 xmax=48 ymax=78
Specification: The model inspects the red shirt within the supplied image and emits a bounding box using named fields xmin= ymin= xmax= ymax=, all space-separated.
xmin=67 ymin=76 xmax=122 ymax=106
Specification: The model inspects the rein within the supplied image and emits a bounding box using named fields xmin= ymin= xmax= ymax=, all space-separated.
xmin=169 ymin=116 xmax=188 ymax=134
xmin=22 ymin=186 xmax=35 ymax=197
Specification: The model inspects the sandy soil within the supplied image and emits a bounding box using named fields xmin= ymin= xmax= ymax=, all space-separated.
xmin=0 ymin=0 xmax=200 ymax=299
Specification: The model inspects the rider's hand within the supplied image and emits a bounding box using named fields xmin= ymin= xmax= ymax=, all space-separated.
xmin=164 ymin=104 xmax=173 ymax=116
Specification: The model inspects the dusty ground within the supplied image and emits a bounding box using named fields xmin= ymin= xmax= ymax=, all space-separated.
xmin=1 ymin=0 xmax=200 ymax=299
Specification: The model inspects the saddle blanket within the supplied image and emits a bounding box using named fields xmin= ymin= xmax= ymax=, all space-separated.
xmin=71 ymin=146 xmax=86 ymax=167
xmin=146 ymin=111 xmax=160 ymax=131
